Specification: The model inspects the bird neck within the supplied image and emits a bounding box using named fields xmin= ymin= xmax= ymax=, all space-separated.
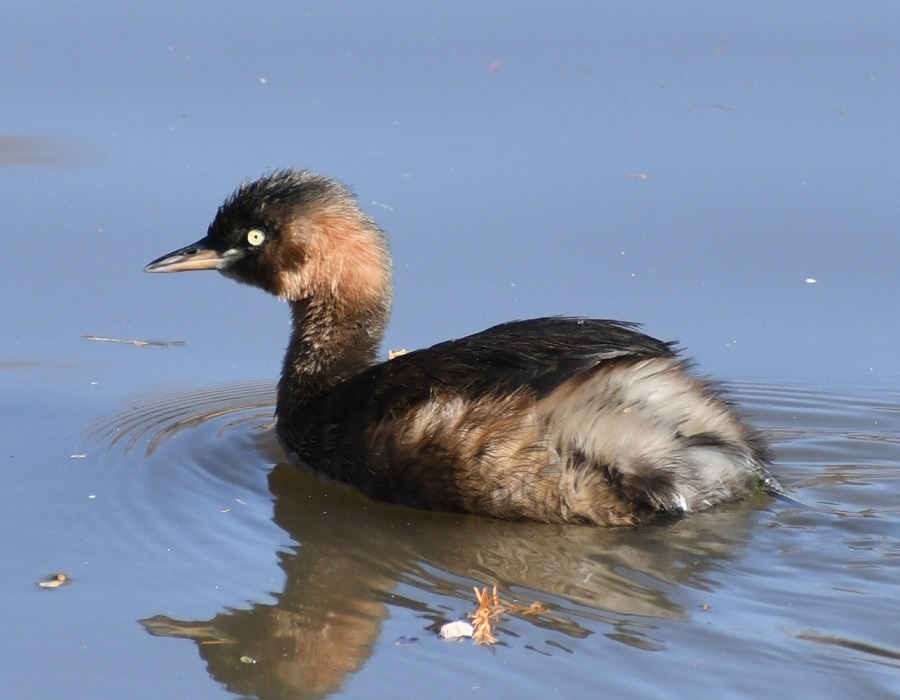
xmin=276 ymin=296 xmax=386 ymax=422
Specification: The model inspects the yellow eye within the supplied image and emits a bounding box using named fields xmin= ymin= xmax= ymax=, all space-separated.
xmin=246 ymin=229 xmax=266 ymax=246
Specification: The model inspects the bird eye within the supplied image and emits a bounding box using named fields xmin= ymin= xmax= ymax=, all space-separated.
xmin=246 ymin=229 xmax=266 ymax=247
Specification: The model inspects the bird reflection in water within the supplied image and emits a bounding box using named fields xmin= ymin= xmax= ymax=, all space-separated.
xmin=121 ymin=402 xmax=763 ymax=699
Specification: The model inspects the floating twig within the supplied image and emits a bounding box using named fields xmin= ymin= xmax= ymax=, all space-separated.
xmin=83 ymin=335 xmax=185 ymax=348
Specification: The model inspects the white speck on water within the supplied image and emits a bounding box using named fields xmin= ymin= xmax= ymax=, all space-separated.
xmin=440 ymin=620 xmax=475 ymax=641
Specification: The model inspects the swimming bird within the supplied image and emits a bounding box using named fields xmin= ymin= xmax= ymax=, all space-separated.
xmin=145 ymin=170 xmax=776 ymax=525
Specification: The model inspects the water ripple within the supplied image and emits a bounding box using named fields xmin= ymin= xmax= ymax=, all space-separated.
xmin=90 ymin=380 xmax=278 ymax=457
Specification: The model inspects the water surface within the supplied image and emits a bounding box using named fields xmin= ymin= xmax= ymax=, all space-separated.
xmin=3 ymin=1 xmax=900 ymax=698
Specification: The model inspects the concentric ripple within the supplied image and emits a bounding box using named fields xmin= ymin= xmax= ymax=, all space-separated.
xmin=83 ymin=380 xmax=288 ymax=609
xmin=90 ymin=379 xmax=279 ymax=458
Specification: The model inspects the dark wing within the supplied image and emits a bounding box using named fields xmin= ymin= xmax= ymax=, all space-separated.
xmin=307 ymin=317 xmax=675 ymax=421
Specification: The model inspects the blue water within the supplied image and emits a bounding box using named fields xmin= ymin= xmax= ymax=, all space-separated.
xmin=3 ymin=2 xmax=900 ymax=698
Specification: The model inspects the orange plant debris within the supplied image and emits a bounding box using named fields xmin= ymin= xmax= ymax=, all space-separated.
xmin=467 ymin=585 xmax=548 ymax=646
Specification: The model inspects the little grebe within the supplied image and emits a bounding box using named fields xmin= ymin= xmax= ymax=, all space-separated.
xmin=146 ymin=170 xmax=777 ymax=526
